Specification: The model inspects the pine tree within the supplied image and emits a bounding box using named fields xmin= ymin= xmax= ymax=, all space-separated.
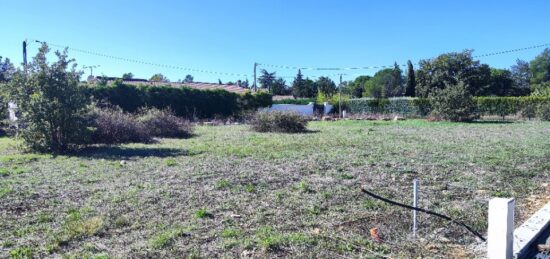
xmin=291 ymin=69 xmax=306 ymax=97
xmin=405 ymin=60 xmax=416 ymax=96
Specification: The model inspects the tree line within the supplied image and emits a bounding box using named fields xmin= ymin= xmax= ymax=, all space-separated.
xmin=257 ymin=48 xmax=550 ymax=98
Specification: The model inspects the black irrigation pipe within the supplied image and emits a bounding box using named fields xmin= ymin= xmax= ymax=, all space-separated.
xmin=360 ymin=188 xmax=486 ymax=242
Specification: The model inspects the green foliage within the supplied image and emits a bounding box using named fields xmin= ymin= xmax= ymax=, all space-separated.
xmin=0 ymin=56 xmax=16 ymax=83
xmin=273 ymin=98 xmax=315 ymax=105
xmin=251 ymin=111 xmax=308 ymax=133
xmin=349 ymin=96 xmax=550 ymax=119
xmin=259 ymin=69 xmax=276 ymax=91
xmin=363 ymin=68 xmax=402 ymax=98
xmin=0 ymin=83 xmax=7 ymax=122
xmin=475 ymin=96 xmax=550 ymax=119
xmin=9 ymin=246 xmax=33 ymax=259
xmin=194 ymin=208 xmax=209 ymax=219
xmin=430 ymin=82 xmax=478 ymax=122
xmin=344 ymin=75 xmax=371 ymax=98
xmin=149 ymin=73 xmax=169 ymax=82
xmin=184 ymin=74 xmax=194 ymax=83
xmin=529 ymin=48 xmax=550 ymax=85
xmin=122 ymin=72 xmax=134 ymax=80
xmin=531 ymin=82 xmax=550 ymax=97
xmin=315 ymin=76 xmax=337 ymax=96
xmin=88 ymin=82 xmax=271 ymax=119
xmin=7 ymin=44 xmax=91 ymax=152
xmin=149 ymin=227 xmax=186 ymax=249
xmin=165 ymin=158 xmax=177 ymax=167
xmin=317 ymin=92 xmax=350 ymax=113
xmin=256 ymin=227 xmax=284 ymax=250
xmin=416 ymin=50 xmax=491 ymax=97
xmin=291 ymin=70 xmax=317 ymax=98
xmin=405 ymin=60 xmax=416 ymax=97
xmin=349 ymin=97 xmax=427 ymax=117
xmin=270 ymin=77 xmax=288 ymax=95
xmin=486 ymin=68 xmax=516 ymax=96
xmin=536 ymin=101 xmax=550 ymax=121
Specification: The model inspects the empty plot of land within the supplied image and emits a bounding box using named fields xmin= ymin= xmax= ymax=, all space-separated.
xmin=1 ymin=120 xmax=549 ymax=258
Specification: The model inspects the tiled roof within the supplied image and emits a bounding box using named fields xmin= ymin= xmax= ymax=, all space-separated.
xmin=106 ymin=80 xmax=251 ymax=94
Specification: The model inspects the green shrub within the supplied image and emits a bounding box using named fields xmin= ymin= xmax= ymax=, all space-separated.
xmin=89 ymin=83 xmax=272 ymax=119
xmin=137 ymin=108 xmax=193 ymax=138
xmin=251 ymin=111 xmax=308 ymax=133
xmin=6 ymin=44 xmax=91 ymax=152
xmin=536 ymin=101 xmax=550 ymax=121
xmin=430 ymin=82 xmax=479 ymax=122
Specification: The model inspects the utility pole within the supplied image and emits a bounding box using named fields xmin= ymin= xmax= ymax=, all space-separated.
xmin=22 ymin=40 xmax=27 ymax=66
xmin=83 ymin=65 xmax=100 ymax=77
xmin=253 ymin=62 xmax=258 ymax=92
xmin=339 ymin=74 xmax=343 ymax=118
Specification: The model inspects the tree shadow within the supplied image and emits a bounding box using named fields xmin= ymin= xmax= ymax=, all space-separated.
xmin=70 ymin=145 xmax=199 ymax=160
xmin=470 ymin=120 xmax=515 ymax=124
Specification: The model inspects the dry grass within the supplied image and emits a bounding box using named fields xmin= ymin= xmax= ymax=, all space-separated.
xmin=0 ymin=120 xmax=549 ymax=258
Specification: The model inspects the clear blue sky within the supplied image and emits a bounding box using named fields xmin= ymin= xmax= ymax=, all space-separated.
xmin=1 ymin=0 xmax=549 ymax=83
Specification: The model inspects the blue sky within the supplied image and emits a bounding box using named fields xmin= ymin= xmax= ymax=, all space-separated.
xmin=1 ymin=0 xmax=549 ymax=84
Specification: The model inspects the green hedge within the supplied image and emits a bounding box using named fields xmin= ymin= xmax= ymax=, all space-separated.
xmin=273 ymin=98 xmax=315 ymax=105
xmin=349 ymin=97 xmax=430 ymax=117
xmin=349 ymin=96 xmax=550 ymax=118
xmin=474 ymin=96 xmax=549 ymax=118
xmin=88 ymin=83 xmax=272 ymax=119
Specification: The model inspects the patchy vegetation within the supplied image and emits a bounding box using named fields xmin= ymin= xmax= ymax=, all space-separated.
xmin=0 ymin=120 xmax=549 ymax=257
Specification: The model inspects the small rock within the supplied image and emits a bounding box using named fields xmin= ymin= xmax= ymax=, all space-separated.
xmin=120 ymin=160 xmax=127 ymax=166
xmin=230 ymin=214 xmax=242 ymax=218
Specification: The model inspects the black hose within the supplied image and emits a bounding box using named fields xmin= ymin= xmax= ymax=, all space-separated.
xmin=360 ymin=187 xmax=486 ymax=242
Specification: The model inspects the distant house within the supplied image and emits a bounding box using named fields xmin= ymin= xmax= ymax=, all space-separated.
xmin=89 ymin=76 xmax=250 ymax=94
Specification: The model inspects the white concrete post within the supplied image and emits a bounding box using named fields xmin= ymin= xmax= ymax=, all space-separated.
xmin=412 ymin=179 xmax=419 ymax=238
xmin=487 ymin=198 xmax=515 ymax=259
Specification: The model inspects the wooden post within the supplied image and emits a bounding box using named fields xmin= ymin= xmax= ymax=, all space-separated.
xmin=487 ymin=198 xmax=514 ymax=259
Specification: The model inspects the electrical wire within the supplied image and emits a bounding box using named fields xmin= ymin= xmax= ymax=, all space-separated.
xmin=360 ymin=187 xmax=486 ymax=242
xmin=259 ymin=43 xmax=550 ymax=71
xmin=30 ymin=39 xmax=251 ymax=77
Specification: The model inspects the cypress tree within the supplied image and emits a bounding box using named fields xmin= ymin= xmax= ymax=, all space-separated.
xmin=405 ymin=60 xmax=416 ymax=97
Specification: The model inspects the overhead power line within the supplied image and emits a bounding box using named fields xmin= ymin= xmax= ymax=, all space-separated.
xmin=31 ymin=39 xmax=251 ymax=78
xmin=259 ymin=42 xmax=550 ymax=71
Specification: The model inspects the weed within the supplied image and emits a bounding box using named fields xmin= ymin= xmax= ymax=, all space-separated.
xmin=9 ymin=246 xmax=32 ymax=258
xmin=244 ymin=183 xmax=256 ymax=193
xmin=215 ymin=179 xmax=231 ymax=189
xmin=221 ymin=228 xmax=241 ymax=238
xmin=165 ymin=158 xmax=177 ymax=167
xmin=194 ymin=208 xmax=210 ymax=219
xmin=256 ymin=227 xmax=284 ymax=251
xmin=149 ymin=227 xmax=187 ymax=249
xmin=296 ymin=180 xmax=312 ymax=193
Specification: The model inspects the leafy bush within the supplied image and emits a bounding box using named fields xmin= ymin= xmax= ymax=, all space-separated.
xmin=89 ymin=82 xmax=272 ymax=119
xmin=349 ymin=97 xmax=425 ymax=117
xmin=137 ymin=108 xmax=193 ymax=138
xmin=251 ymin=111 xmax=308 ymax=133
xmin=430 ymin=82 xmax=479 ymax=122
xmin=536 ymin=101 xmax=550 ymax=121
xmin=6 ymin=44 xmax=91 ymax=152
xmin=0 ymin=84 xmax=7 ymax=121
xmin=90 ymin=107 xmax=151 ymax=144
